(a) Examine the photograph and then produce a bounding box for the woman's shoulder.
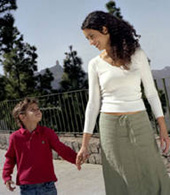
[129,47,151,73]
[132,47,147,59]
[88,55,101,71]
[89,55,100,64]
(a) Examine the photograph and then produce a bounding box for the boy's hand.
[76,147,89,170]
[6,180,16,191]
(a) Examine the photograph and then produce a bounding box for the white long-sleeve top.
[83,48,164,134]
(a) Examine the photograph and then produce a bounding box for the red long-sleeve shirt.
[2,125,77,185]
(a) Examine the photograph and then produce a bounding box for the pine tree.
[106,1,123,19]
[0,0,17,56]
[0,75,6,101]
[60,45,87,91]
[0,0,54,99]
[0,0,17,13]
[36,68,54,95]
[2,31,38,98]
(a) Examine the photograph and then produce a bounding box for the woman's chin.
[97,45,105,51]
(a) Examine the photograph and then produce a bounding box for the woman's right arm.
[76,133,92,168]
[76,58,101,168]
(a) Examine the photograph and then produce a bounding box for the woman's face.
[83,27,110,51]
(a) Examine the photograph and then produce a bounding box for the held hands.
[76,146,89,170]
[6,180,16,191]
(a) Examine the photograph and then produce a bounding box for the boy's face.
[20,103,42,125]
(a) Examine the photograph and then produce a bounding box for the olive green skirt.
[99,111,170,195]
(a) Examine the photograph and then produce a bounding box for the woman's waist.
[100,100,146,114]
[102,111,142,116]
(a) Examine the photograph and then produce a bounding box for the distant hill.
[152,66,170,100]
[37,61,63,89]
[152,66,170,79]
[152,66,170,129]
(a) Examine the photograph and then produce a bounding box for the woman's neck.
[101,50,122,67]
[102,49,129,70]
[105,48,113,57]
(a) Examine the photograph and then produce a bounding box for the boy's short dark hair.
[12,97,38,126]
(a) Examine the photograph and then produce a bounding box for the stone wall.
[0,133,9,150]
[56,136,102,164]
[0,132,170,174]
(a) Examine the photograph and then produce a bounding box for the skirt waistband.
[99,110,148,144]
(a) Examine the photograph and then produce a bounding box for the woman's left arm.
[157,116,170,154]
[138,48,170,154]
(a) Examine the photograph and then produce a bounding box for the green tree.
[0,75,6,101]
[0,1,17,57]
[106,0,123,19]
[36,68,54,95]
[2,32,38,98]
[60,45,87,91]
[0,0,17,13]
[0,0,54,99]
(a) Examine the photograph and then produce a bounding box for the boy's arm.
[47,129,77,164]
[2,135,16,184]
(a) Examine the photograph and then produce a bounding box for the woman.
[76,11,170,195]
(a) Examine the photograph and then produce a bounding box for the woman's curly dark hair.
[81,11,140,66]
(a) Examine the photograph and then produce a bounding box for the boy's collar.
[19,125,40,134]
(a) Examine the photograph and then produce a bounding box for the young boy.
[2,97,81,195]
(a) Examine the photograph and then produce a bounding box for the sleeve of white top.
[83,59,101,134]
[138,49,164,118]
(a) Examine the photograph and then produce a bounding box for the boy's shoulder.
[8,129,24,142]
[10,129,22,137]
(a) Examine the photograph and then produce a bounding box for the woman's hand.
[76,133,92,170]
[6,180,16,191]
[157,117,170,155]
[76,146,89,170]
[160,127,170,155]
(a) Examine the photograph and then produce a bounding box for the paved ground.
[0,149,105,195]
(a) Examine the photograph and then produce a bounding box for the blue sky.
[1,0,170,74]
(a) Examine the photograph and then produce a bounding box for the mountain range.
[152,67,170,129]
[152,66,170,79]
[152,66,170,101]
